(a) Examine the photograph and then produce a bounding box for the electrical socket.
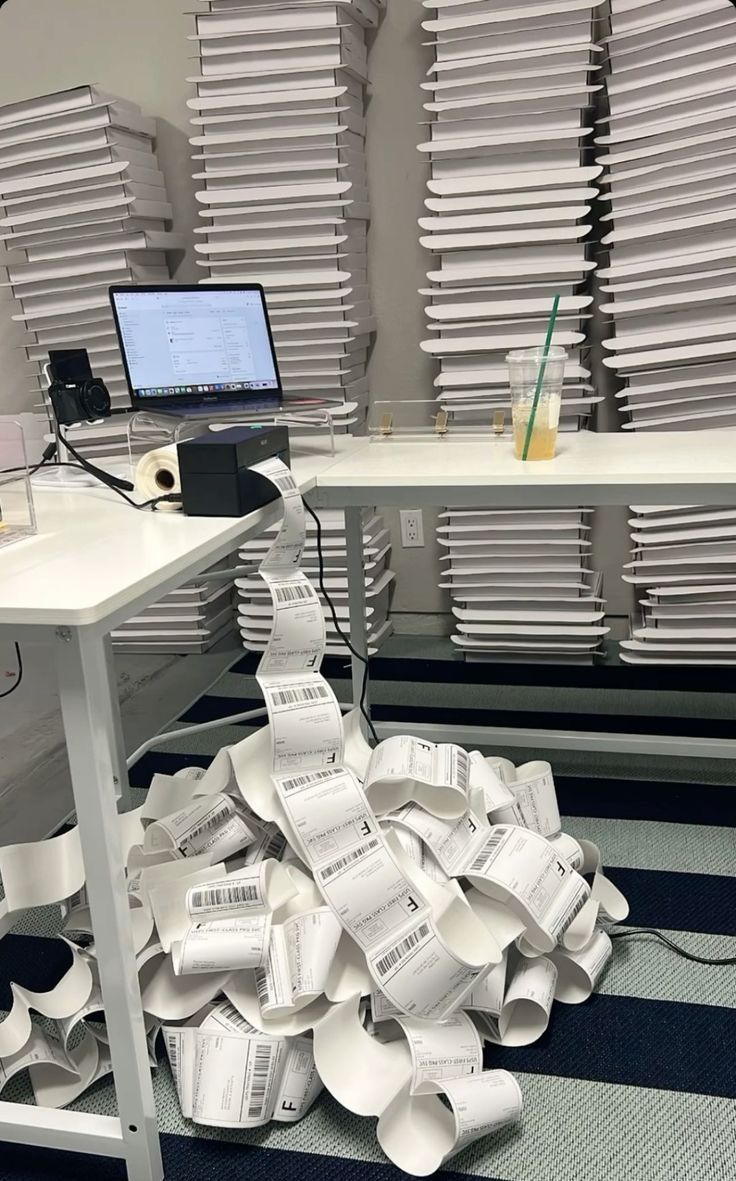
[400,509,424,548]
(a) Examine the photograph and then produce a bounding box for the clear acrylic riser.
[0,420,37,550]
[368,401,592,440]
[126,407,337,472]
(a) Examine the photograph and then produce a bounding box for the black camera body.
[47,349,111,426]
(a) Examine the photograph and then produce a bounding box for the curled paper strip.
[0,806,147,912]
[364,736,473,817]
[163,999,322,1128]
[466,825,591,955]
[0,939,93,1058]
[0,456,628,1174]
[482,955,558,1047]
[377,1070,523,1177]
[551,930,613,1005]
[492,760,562,838]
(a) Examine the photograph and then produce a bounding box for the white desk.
[310,432,736,760]
[0,436,362,1181]
[312,430,736,508]
[6,429,736,1178]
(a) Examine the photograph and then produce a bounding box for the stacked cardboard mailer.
[112,560,238,654]
[438,508,608,664]
[187,0,386,428]
[621,505,736,666]
[598,0,736,433]
[187,0,394,655]
[418,0,605,430]
[0,455,630,1175]
[418,0,608,661]
[0,85,182,457]
[596,0,736,664]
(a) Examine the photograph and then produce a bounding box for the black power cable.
[304,500,378,745]
[0,642,23,700]
[608,927,736,966]
[2,456,180,512]
[57,428,135,493]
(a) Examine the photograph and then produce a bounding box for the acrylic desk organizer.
[0,421,37,549]
[126,406,337,474]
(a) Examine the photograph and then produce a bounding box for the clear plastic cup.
[507,345,567,461]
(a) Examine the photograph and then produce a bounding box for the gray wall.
[0,0,199,416]
[0,0,632,618]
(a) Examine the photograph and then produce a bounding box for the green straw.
[521,293,561,461]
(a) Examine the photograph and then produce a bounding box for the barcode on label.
[274,473,297,492]
[455,751,469,792]
[247,1043,274,1120]
[165,1034,179,1081]
[280,769,336,793]
[263,831,286,860]
[271,683,330,707]
[255,969,270,1006]
[468,828,508,874]
[558,890,587,936]
[320,837,381,881]
[374,922,431,977]
[190,883,259,910]
[274,582,312,603]
[185,802,231,847]
[216,1002,255,1033]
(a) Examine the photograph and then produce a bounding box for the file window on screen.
[112,288,280,399]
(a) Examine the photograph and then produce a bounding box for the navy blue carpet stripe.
[487,993,736,1098]
[128,750,213,789]
[0,1129,509,1181]
[605,867,736,937]
[233,650,736,694]
[180,688,736,741]
[370,703,736,741]
[0,935,74,1010]
[555,776,736,828]
[179,693,263,723]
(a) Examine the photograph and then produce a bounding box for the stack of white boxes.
[111,567,236,654]
[419,0,608,660]
[597,0,736,663]
[0,85,181,456]
[438,508,608,662]
[621,505,736,666]
[599,0,736,432]
[187,0,386,427]
[187,1,394,655]
[235,508,395,655]
[419,0,604,431]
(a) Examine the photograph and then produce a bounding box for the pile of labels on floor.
[0,458,629,1176]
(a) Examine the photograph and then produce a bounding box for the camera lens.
[82,380,111,421]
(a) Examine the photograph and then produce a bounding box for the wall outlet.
[400,509,424,548]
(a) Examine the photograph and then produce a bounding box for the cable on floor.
[0,642,23,700]
[608,927,736,965]
[304,500,378,745]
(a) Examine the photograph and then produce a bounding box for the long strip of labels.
[0,457,629,1175]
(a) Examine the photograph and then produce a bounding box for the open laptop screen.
[110,284,282,411]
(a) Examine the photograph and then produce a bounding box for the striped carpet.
[2,643,735,1181]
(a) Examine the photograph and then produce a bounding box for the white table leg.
[55,628,162,1181]
[103,635,132,811]
[345,506,370,723]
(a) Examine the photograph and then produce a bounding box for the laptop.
[109,283,284,418]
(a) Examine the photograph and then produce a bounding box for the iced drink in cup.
[507,345,567,461]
